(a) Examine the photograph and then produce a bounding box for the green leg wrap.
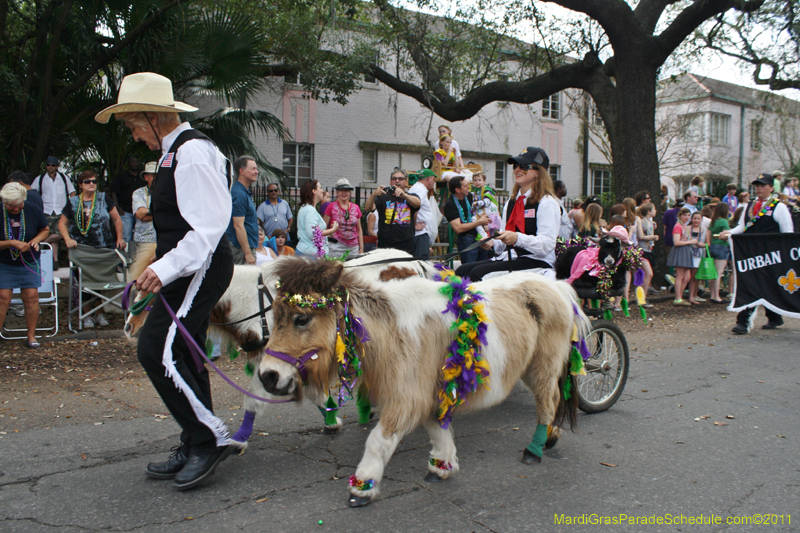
[324,396,339,426]
[356,388,372,425]
[526,424,548,458]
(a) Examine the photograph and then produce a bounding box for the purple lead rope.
[156,292,294,404]
[122,282,293,404]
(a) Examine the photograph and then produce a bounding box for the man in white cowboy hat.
[96,72,235,490]
[128,161,158,281]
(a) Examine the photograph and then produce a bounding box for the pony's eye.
[293,314,311,328]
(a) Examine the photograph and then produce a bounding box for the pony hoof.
[323,426,339,435]
[521,449,542,464]
[348,495,372,508]
[424,472,444,483]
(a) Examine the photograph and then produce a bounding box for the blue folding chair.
[1,243,60,340]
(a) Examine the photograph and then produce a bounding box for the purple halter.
[264,347,320,382]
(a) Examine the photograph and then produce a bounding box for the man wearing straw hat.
[96,72,235,490]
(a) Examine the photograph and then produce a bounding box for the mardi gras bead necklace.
[454,196,470,223]
[4,206,25,260]
[75,193,97,236]
[744,195,780,231]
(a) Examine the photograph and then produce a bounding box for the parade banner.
[729,233,800,319]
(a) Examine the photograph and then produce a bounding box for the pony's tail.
[554,363,578,431]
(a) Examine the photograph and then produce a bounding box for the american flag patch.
[524,208,536,218]
[161,152,175,168]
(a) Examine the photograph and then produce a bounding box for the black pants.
[736,306,783,327]
[456,256,552,281]
[137,240,234,454]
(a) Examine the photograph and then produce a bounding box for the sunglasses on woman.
[83,179,98,184]
[512,163,533,171]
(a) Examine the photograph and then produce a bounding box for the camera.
[384,186,397,195]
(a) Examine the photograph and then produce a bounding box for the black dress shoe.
[146,444,188,480]
[173,445,233,490]
[762,321,783,330]
[731,324,748,335]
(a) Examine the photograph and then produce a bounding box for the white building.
[195,77,610,200]
[656,73,800,197]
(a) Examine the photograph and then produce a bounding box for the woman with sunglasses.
[456,147,561,281]
[0,182,50,348]
[323,178,364,257]
[58,170,124,327]
[58,170,124,251]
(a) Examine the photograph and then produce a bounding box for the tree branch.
[542,0,639,45]
[654,0,765,66]
[367,51,609,122]
[634,0,680,34]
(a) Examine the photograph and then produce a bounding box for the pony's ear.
[587,236,600,244]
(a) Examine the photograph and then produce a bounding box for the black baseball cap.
[507,147,549,170]
[751,174,774,187]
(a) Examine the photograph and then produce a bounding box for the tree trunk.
[607,62,661,204]
[606,59,668,280]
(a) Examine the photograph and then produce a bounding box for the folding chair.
[1,243,60,340]
[67,244,129,332]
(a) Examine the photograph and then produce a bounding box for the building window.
[282,143,313,186]
[678,113,704,143]
[549,165,560,182]
[591,168,612,196]
[542,92,560,120]
[750,119,762,151]
[284,73,302,85]
[495,161,506,190]
[710,113,731,145]
[362,149,377,182]
[591,102,603,126]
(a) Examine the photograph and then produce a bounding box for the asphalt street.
[2,323,798,533]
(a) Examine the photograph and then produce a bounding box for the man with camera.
[364,169,421,255]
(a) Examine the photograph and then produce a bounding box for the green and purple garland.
[433,265,491,429]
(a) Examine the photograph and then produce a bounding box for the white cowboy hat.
[140,161,158,176]
[95,72,198,124]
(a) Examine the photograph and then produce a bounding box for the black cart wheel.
[576,319,629,413]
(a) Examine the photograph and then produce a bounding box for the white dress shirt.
[492,191,561,266]
[31,172,76,215]
[149,122,232,287]
[729,198,794,235]
[408,181,437,242]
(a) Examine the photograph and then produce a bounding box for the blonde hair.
[637,202,655,217]
[579,203,603,235]
[1,182,28,204]
[438,124,453,135]
[510,164,555,207]
[622,197,637,226]
[438,134,452,149]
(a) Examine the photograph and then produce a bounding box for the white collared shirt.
[408,181,436,241]
[149,122,232,287]
[729,198,794,235]
[31,172,76,215]
[493,190,560,265]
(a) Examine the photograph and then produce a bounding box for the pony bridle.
[209,273,274,353]
[263,347,319,382]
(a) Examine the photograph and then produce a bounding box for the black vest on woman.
[151,129,231,260]
[743,200,780,234]
[506,197,540,259]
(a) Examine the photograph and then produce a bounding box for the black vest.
[506,197,539,258]
[151,129,231,259]
[743,199,780,234]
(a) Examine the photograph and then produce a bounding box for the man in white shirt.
[96,72,235,491]
[31,156,76,266]
[408,169,437,259]
[683,190,699,214]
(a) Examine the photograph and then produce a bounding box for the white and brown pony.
[259,257,588,506]
[123,249,438,450]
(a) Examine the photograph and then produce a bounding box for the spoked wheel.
[577,319,629,413]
